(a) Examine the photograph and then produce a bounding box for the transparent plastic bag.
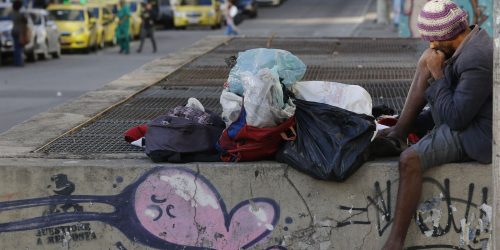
[241,69,295,128]
[220,89,243,127]
[227,48,306,96]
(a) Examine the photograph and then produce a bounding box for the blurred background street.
[0,0,491,133]
[0,0,375,133]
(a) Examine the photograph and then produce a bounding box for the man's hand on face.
[426,49,446,80]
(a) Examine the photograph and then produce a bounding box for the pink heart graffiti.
[134,167,280,249]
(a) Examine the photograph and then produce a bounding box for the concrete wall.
[0,160,492,250]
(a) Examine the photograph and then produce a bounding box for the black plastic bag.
[276,99,375,181]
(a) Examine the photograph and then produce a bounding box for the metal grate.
[214,37,426,55]
[42,86,224,154]
[41,38,422,155]
[187,53,418,68]
[159,66,415,86]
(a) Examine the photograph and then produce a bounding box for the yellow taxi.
[86,3,105,48]
[173,0,222,29]
[104,1,121,44]
[102,4,118,45]
[127,0,142,39]
[47,4,98,52]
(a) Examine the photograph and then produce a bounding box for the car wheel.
[110,35,117,46]
[99,33,105,49]
[26,49,37,62]
[39,41,50,60]
[249,10,258,18]
[51,45,61,59]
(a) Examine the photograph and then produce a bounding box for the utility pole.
[493,0,499,248]
[377,0,390,24]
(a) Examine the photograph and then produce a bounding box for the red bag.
[217,107,296,162]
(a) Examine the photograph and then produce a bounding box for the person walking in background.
[137,2,156,53]
[224,0,239,36]
[10,0,27,67]
[116,0,131,54]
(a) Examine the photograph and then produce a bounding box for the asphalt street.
[0,0,371,133]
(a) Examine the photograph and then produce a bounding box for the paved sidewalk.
[352,0,399,38]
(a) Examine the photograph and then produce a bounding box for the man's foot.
[382,239,404,250]
[136,49,141,53]
[370,136,407,157]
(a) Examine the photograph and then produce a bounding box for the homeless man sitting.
[375,0,493,249]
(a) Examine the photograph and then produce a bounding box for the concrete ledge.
[0,36,232,158]
[0,160,491,249]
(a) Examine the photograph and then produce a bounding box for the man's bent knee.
[399,148,421,176]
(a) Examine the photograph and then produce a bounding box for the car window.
[49,9,85,21]
[180,0,212,6]
[103,7,111,16]
[159,0,170,6]
[0,6,11,21]
[30,13,42,25]
[90,7,100,18]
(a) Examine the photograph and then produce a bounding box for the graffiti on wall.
[398,0,493,38]
[35,174,95,246]
[336,177,491,250]
[0,167,280,250]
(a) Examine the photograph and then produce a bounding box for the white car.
[256,0,282,6]
[0,3,38,62]
[26,9,61,59]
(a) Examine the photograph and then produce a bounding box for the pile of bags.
[124,48,377,182]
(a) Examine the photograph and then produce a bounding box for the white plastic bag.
[220,89,243,127]
[292,81,373,116]
[241,69,295,128]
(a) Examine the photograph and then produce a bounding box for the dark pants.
[12,35,24,67]
[137,27,156,53]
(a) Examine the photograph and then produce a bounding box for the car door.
[44,13,59,52]
[86,9,97,45]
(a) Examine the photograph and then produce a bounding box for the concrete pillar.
[493,0,500,248]
[377,0,389,24]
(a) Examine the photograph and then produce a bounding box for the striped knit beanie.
[417,0,468,41]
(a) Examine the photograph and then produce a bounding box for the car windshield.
[30,13,42,25]
[159,0,170,6]
[180,0,212,6]
[49,9,84,21]
[0,7,11,21]
[90,7,100,18]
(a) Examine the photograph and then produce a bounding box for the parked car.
[152,0,174,28]
[235,0,257,18]
[127,0,142,39]
[47,4,98,53]
[0,3,38,62]
[256,0,282,6]
[26,9,61,59]
[101,4,118,45]
[173,0,222,29]
[87,3,106,48]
